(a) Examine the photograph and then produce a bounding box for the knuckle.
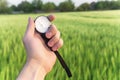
[52,25,57,32]
[49,26,54,36]
[57,31,60,37]
[49,25,57,37]
[52,24,56,29]
[59,39,63,47]
[54,33,60,42]
[55,31,60,41]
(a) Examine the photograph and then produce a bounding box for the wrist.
[27,58,47,80]
[17,59,47,80]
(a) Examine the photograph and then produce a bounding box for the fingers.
[25,17,35,36]
[48,31,60,47]
[46,15,63,51]
[46,25,57,39]
[45,25,63,51]
[47,15,55,22]
[52,39,63,51]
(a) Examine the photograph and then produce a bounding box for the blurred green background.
[0,10,120,80]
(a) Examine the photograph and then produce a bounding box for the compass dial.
[35,16,51,33]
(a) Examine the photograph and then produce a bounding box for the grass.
[0,10,120,80]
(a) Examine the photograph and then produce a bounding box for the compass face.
[35,16,51,33]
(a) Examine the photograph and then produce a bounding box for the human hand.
[17,15,63,80]
[23,15,63,74]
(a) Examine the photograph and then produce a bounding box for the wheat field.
[0,10,120,80]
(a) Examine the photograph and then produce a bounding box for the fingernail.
[48,15,55,21]
[47,32,52,38]
[48,42,53,47]
[53,46,57,51]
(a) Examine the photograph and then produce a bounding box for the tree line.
[0,0,120,14]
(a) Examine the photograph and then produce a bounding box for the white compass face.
[35,16,51,33]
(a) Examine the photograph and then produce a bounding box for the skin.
[17,15,63,80]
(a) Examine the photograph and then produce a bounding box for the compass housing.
[35,16,51,33]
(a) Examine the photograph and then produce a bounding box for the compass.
[35,16,51,33]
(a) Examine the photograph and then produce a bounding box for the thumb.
[26,17,35,35]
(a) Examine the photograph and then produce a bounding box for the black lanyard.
[40,33,72,77]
